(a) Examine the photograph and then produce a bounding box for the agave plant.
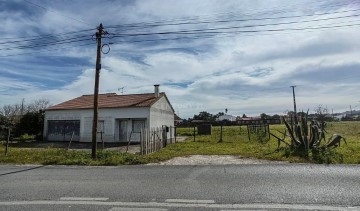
[270,111,346,153]
[325,134,347,148]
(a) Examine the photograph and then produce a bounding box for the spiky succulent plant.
[271,111,346,153]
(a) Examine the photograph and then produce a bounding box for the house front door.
[131,120,145,142]
[119,120,128,142]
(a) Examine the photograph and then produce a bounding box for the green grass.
[146,122,360,164]
[145,125,306,163]
[1,122,359,165]
[0,148,145,166]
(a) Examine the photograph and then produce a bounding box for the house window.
[48,120,80,136]
[132,120,145,133]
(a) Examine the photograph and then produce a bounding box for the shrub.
[270,111,346,163]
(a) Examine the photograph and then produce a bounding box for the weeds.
[0,122,359,165]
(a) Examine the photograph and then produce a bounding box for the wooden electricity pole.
[5,127,10,156]
[290,85,298,125]
[91,23,104,159]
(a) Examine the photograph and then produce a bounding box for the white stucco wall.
[44,107,150,142]
[150,96,175,138]
[44,96,175,143]
[217,114,236,121]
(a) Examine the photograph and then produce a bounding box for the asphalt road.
[0,164,359,210]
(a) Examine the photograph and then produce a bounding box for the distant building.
[217,114,237,122]
[237,117,281,125]
[174,113,183,125]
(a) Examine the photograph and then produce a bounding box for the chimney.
[154,84,160,97]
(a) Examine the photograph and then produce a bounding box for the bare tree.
[0,99,50,155]
[314,104,329,122]
[0,104,20,156]
[0,104,22,124]
[26,99,50,113]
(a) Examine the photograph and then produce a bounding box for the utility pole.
[21,98,25,115]
[91,23,104,159]
[290,86,298,124]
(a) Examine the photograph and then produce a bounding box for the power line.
[107,7,360,30]
[0,28,96,45]
[2,15,359,51]
[105,0,344,27]
[2,19,357,55]
[1,1,359,56]
[1,20,358,55]
[109,14,360,38]
[104,0,357,30]
[0,43,94,58]
[1,3,349,44]
[0,36,93,51]
[0,28,95,41]
[105,22,360,46]
[0,35,90,49]
[3,8,358,48]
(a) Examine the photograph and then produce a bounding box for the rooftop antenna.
[118,87,125,95]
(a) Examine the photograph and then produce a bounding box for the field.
[0,122,359,165]
[162,121,360,164]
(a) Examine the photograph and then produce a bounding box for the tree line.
[0,99,50,140]
[178,105,351,127]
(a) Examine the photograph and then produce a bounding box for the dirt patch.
[148,155,288,165]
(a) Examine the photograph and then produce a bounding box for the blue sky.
[1,0,360,118]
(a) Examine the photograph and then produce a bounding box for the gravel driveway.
[149,155,288,165]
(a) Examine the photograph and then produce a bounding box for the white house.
[44,85,175,143]
[217,114,237,122]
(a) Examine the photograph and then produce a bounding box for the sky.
[1,0,360,118]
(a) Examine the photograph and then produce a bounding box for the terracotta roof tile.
[47,92,165,110]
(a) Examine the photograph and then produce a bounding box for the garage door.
[47,120,80,141]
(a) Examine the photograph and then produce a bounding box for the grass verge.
[0,122,359,165]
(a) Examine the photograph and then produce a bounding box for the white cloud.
[1,0,359,118]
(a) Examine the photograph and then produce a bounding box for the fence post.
[148,129,151,154]
[156,127,162,151]
[150,130,153,154]
[170,126,172,144]
[175,126,177,143]
[67,131,75,150]
[152,130,155,153]
[219,123,223,142]
[101,131,104,150]
[153,130,155,153]
[160,127,163,150]
[146,129,148,154]
[5,128,10,156]
[193,126,196,142]
[156,129,158,152]
[147,130,149,155]
[140,128,143,155]
[163,127,167,148]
